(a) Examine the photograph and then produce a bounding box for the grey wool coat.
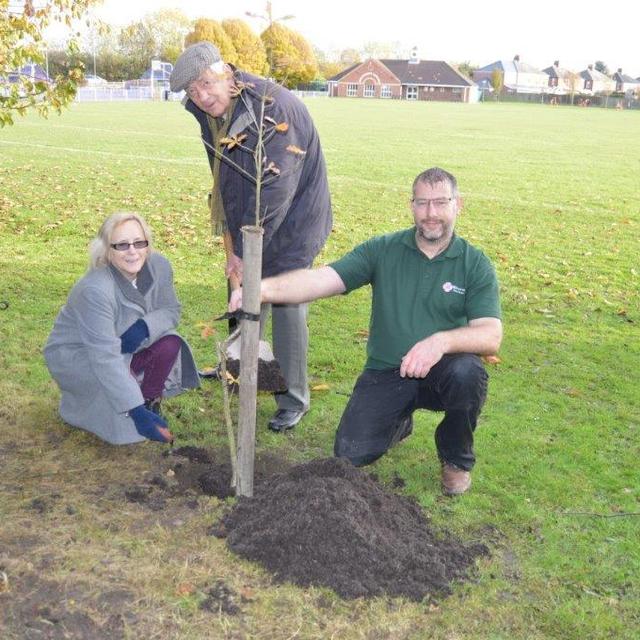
[44,252,199,445]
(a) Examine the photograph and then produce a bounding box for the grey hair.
[412,167,459,198]
[88,212,154,270]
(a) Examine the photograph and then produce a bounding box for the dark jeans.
[130,335,181,401]
[334,354,488,471]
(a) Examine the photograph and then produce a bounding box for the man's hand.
[226,253,243,285]
[400,334,446,378]
[229,288,243,312]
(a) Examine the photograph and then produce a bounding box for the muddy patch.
[215,457,488,601]
[122,446,291,508]
[0,572,136,639]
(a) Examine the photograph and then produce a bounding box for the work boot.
[144,398,163,418]
[441,463,471,496]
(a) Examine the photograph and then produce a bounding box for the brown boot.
[441,463,471,496]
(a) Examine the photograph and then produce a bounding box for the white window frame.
[406,85,418,100]
[381,84,392,98]
[347,83,358,97]
[363,82,375,98]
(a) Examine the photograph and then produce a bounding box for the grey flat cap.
[170,42,223,93]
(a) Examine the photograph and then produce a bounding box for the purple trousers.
[130,335,181,401]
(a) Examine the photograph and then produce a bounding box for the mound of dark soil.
[225,358,288,393]
[217,457,487,601]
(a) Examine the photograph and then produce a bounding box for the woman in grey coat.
[44,212,199,445]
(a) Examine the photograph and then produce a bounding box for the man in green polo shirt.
[229,167,502,495]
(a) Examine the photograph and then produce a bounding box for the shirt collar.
[402,228,462,259]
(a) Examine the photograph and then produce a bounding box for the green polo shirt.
[329,228,501,370]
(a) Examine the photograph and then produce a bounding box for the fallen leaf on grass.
[312,384,331,392]
[355,329,369,337]
[239,586,255,602]
[175,582,196,596]
[564,388,582,397]
[482,355,502,365]
[197,322,216,339]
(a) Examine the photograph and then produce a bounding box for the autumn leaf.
[312,383,331,391]
[239,586,256,602]
[564,387,581,397]
[198,323,216,339]
[286,144,306,155]
[220,133,248,150]
[224,371,239,386]
[355,329,369,337]
[175,582,196,596]
[482,354,502,365]
[275,122,289,133]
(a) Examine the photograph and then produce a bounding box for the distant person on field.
[44,213,200,445]
[230,167,502,495]
[169,41,332,434]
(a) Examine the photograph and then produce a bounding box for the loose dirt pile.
[215,457,488,601]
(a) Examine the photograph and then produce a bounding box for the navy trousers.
[334,354,488,471]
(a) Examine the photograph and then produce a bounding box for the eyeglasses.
[412,197,453,211]
[110,240,149,251]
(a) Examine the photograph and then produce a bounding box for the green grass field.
[1,98,639,639]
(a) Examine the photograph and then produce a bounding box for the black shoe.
[198,366,221,380]
[144,398,163,418]
[268,409,307,433]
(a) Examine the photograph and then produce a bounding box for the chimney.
[409,46,419,64]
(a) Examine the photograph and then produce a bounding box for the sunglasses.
[110,240,149,251]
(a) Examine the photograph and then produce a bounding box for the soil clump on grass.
[216,457,488,601]
[122,446,291,506]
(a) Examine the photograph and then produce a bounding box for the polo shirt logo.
[442,281,465,295]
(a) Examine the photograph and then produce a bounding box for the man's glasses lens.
[111,240,149,251]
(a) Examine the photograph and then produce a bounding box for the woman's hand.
[119,319,149,354]
[129,405,173,444]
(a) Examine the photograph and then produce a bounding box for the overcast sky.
[59,0,640,76]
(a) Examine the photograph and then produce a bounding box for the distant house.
[612,68,639,94]
[327,49,474,103]
[579,65,616,95]
[542,61,580,95]
[473,55,548,94]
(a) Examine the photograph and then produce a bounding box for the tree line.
[46,9,369,88]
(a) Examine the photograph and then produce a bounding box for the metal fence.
[75,82,184,103]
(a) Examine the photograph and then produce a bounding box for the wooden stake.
[235,225,263,497]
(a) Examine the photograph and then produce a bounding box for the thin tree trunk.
[235,225,263,497]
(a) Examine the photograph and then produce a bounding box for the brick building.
[327,49,474,103]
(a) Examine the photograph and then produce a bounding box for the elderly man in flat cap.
[171,42,332,433]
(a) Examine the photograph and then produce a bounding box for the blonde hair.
[88,212,154,270]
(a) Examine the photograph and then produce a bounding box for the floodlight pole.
[245,1,295,77]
